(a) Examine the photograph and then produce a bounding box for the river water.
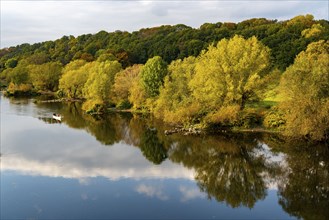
[1,95,328,219]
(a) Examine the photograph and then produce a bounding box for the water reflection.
[168,134,282,208]
[1,99,193,181]
[277,142,329,220]
[38,117,62,124]
[140,128,168,164]
[1,96,329,219]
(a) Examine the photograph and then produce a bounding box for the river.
[1,95,328,219]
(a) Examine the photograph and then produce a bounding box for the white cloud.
[1,96,196,181]
[179,185,205,202]
[135,184,169,200]
[1,1,328,48]
[1,142,196,180]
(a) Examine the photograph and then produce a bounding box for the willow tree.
[140,56,167,98]
[82,60,122,112]
[155,56,197,123]
[59,60,89,98]
[112,64,142,104]
[189,35,270,111]
[279,40,329,141]
[29,61,63,91]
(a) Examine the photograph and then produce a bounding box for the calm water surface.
[1,95,328,219]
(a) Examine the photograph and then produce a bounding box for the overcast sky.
[1,0,328,48]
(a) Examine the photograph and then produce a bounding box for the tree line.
[1,15,329,141]
[1,14,328,70]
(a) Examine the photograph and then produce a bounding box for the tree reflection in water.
[139,128,167,164]
[276,142,329,220]
[168,134,280,208]
[35,100,329,218]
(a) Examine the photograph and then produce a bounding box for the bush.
[6,82,33,96]
[205,105,240,126]
[263,107,286,129]
[82,99,105,114]
[159,102,203,125]
[236,109,262,128]
[116,100,133,110]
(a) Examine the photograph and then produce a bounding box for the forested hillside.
[1,14,328,70]
[1,15,329,141]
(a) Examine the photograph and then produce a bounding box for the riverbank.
[34,97,284,136]
[34,98,83,103]
[2,92,326,142]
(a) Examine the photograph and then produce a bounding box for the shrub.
[116,100,133,110]
[236,109,262,128]
[205,105,240,126]
[6,82,33,96]
[82,100,105,114]
[263,107,286,129]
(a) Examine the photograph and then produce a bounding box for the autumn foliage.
[1,15,329,141]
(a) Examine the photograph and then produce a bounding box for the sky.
[1,0,328,48]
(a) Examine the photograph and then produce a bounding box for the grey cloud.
[151,2,170,16]
[1,1,328,48]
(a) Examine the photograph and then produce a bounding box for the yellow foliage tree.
[189,35,270,112]
[113,64,142,103]
[59,60,89,98]
[155,56,198,123]
[128,78,147,110]
[29,62,63,91]
[82,60,122,111]
[279,40,329,141]
[302,24,326,38]
[287,14,314,27]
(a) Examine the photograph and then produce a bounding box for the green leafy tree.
[186,40,205,57]
[1,68,12,84]
[5,58,18,69]
[26,52,50,65]
[79,52,94,62]
[140,56,168,97]
[1,15,329,75]
[3,61,32,95]
[96,53,116,62]
[7,61,30,85]
[279,40,329,141]
[29,62,63,91]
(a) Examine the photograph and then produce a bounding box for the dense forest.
[1,14,329,141]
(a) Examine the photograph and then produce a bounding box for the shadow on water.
[15,99,329,219]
